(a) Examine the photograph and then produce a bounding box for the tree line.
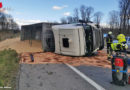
[108,0,130,35]
[0,12,19,31]
[60,0,130,35]
[60,5,103,26]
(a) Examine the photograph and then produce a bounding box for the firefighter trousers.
[107,43,112,58]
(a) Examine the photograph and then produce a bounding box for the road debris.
[20,51,111,68]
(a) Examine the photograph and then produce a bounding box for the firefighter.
[106,31,113,59]
[111,34,128,86]
[111,34,128,52]
[117,34,127,52]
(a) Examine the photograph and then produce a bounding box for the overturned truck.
[21,22,104,56]
[52,22,104,56]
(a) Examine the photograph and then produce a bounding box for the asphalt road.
[18,64,97,90]
[76,65,130,90]
[18,63,130,90]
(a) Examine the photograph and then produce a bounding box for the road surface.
[18,64,130,90]
[18,64,97,90]
[76,65,130,90]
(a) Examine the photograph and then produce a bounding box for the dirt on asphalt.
[20,51,111,68]
[20,51,130,73]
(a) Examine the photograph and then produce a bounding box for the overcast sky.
[2,0,119,26]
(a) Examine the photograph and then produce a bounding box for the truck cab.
[52,22,104,56]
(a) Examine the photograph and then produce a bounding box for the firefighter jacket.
[106,34,113,44]
[111,42,128,51]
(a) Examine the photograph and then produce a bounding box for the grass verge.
[0,49,19,90]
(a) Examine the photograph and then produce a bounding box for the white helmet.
[108,31,112,35]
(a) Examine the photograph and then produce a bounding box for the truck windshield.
[84,25,91,30]
[83,25,93,54]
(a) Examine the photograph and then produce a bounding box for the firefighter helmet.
[108,31,112,35]
[117,34,126,43]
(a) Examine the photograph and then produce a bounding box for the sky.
[2,0,119,26]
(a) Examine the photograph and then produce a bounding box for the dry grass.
[0,37,43,53]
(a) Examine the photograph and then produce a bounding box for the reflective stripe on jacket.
[111,43,128,51]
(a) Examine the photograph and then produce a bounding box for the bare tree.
[80,5,87,21]
[119,0,130,33]
[73,8,79,23]
[12,21,19,30]
[60,17,67,24]
[67,16,74,24]
[109,10,120,30]
[0,13,19,30]
[80,5,94,22]
[0,14,7,30]
[93,11,103,25]
[85,6,94,21]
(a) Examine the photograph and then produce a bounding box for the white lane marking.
[66,64,105,90]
